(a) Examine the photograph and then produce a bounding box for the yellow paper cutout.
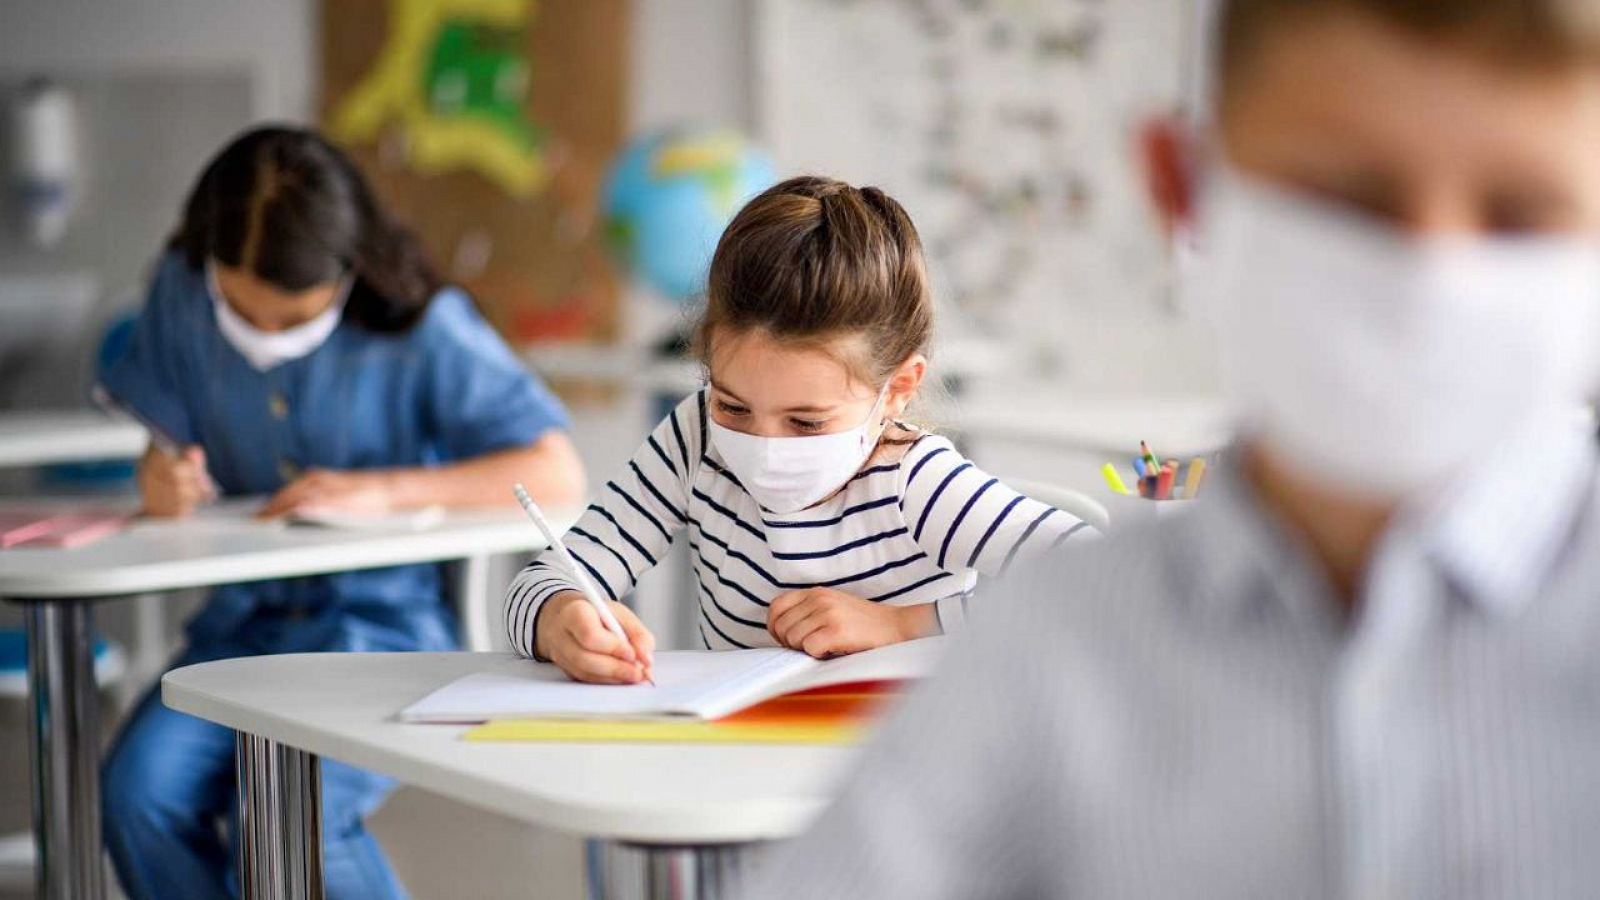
[331,0,547,196]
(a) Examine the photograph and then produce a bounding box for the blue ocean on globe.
[603,127,778,303]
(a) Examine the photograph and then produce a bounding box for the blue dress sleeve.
[419,289,570,460]
[97,253,202,445]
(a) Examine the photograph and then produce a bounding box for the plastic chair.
[1001,477,1112,534]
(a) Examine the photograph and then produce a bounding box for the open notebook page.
[398,649,812,723]
[398,638,947,724]
[287,505,446,532]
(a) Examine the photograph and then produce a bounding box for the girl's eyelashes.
[714,397,827,432]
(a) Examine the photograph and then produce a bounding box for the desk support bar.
[236,734,324,900]
[24,599,105,900]
[590,839,760,900]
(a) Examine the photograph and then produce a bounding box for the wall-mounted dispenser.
[7,78,80,248]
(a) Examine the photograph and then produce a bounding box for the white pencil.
[512,484,654,684]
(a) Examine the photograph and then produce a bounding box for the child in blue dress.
[98,126,584,900]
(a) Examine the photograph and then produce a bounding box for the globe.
[603,126,778,303]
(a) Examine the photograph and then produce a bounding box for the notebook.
[285,505,446,532]
[0,510,129,549]
[399,637,946,724]
[462,682,902,745]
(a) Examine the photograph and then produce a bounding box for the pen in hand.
[512,484,656,686]
[93,384,219,507]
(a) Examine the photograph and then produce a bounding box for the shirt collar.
[1412,409,1595,616]
[1187,410,1596,623]
[1182,460,1343,628]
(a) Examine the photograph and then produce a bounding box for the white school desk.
[0,501,566,900]
[0,410,146,469]
[164,651,851,900]
[947,386,1236,460]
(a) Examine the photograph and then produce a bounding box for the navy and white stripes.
[504,391,1089,655]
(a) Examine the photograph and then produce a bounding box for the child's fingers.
[799,627,843,659]
[258,477,328,518]
[766,589,811,623]
[554,647,645,684]
[258,485,306,518]
[768,592,824,643]
[146,453,198,486]
[563,604,636,662]
[777,607,833,651]
[612,604,656,669]
[175,478,211,508]
[177,446,219,498]
[155,465,209,506]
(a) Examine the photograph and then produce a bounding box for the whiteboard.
[754,0,1209,385]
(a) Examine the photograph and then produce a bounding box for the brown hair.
[695,175,933,390]
[1220,0,1600,93]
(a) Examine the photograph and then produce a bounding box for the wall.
[0,0,315,411]
[631,0,754,131]
[0,0,313,117]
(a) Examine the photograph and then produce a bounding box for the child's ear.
[1139,115,1198,236]
[886,353,927,417]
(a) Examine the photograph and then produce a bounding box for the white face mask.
[709,385,890,514]
[1195,167,1600,499]
[208,260,350,372]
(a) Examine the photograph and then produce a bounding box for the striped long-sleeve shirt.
[505,391,1091,656]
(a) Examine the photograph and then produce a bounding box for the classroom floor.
[0,790,586,900]
[373,788,585,899]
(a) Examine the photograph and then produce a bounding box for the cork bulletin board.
[320,0,630,345]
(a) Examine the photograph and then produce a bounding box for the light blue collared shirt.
[101,252,570,653]
[745,413,1600,899]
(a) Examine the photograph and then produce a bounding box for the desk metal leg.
[235,734,325,900]
[23,599,105,900]
[589,839,759,900]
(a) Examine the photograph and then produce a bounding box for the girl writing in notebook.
[505,176,1092,684]
[98,127,584,900]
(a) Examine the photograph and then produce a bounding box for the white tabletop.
[164,651,857,844]
[948,385,1236,457]
[0,410,147,468]
[0,500,565,600]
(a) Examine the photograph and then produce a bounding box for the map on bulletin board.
[756,0,1203,382]
[321,0,628,344]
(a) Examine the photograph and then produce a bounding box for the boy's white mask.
[709,384,891,514]
[1195,166,1600,499]
[208,259,349,372]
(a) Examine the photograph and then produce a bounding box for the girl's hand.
[535,591,657,685]
[138,444,217,518]
[258,469,395,519]
[767,588,937,659]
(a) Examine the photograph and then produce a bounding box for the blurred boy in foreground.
[747,1,1600,896]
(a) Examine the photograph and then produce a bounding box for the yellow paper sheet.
[463,717,863,746]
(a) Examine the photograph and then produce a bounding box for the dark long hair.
[168,126,441,332]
